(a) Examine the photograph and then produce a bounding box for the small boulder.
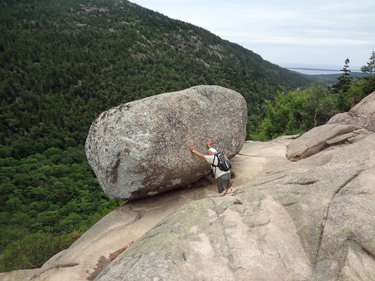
[85,85,247,200]
[287,91,375,161]
[286,124,361,161]
[327,91,375,131]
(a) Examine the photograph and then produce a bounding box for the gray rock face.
[95,195,313,281]
[85,85,247,200]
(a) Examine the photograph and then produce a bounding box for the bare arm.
[188,145,206,160]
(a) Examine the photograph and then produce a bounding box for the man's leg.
[223,172,231,192]
[217,173,231,193]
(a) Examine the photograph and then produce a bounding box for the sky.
[131,0,375,71]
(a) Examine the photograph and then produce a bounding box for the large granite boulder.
[287,91,375,161]
[286,124,366,161]
[85,86,247,200]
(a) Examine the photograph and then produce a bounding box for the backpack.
[212,153,231,172]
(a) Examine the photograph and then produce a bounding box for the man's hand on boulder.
[189,145,206,159]
[206,140,212,148]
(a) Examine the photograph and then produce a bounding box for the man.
[188,140,231,193]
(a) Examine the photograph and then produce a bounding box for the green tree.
[331,58,352,94]
[302,83,337,128]
[361,51,375,86]
[252,90,307,141]
[252,83,339,141]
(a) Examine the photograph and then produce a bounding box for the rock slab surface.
[85,86,247,200]
[0,139,291,281]
[95,131,375,281]
[4,130,375,280]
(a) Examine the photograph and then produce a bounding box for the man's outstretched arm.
[188,145,206,160]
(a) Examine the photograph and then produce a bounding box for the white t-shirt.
[205,154,230,179]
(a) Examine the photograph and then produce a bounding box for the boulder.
[287,91,375,161]
[85,85,247,200]
[286,124,362,161]
[327,91,375,131]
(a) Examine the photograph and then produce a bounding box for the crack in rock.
[361,244,375,260]
[249,174,288,188]
[208,197,236,272]
[286,179,319,185]
[283,202,299,207]
[31,263,79,280]
[314,171,363,266]
[108,153,121,184]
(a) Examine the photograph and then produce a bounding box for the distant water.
[277,63,361,75]
[287,68,342,75]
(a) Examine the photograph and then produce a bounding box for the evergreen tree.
[361,51,375,85]
[331,58,352,93]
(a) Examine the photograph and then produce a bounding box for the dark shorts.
[217,172,231,193]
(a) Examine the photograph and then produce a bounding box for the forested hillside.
[0,0,311,272]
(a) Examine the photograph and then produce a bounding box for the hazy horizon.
[276,62,362,75]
